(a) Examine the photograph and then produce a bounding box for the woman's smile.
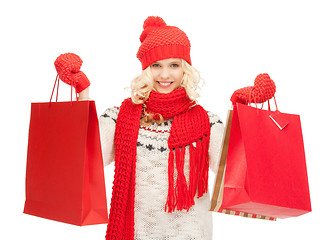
[157,81,174,87]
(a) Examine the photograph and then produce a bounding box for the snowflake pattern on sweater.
[99,106,224,240]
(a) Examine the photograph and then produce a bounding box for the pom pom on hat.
[137,16,191,70]
[143,16,166,29]
[140,16,167,43]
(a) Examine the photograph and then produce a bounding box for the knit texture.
[137,16,191,70]
[105,88,211,240]
[230,73,276,105]
[145,88,194,120]
[99,107,224,239]
[105,98,141,240]
[54,53,90,93]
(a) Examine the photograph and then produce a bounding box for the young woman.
[55,16,224,240]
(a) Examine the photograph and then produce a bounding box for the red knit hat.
[137,16,192,70]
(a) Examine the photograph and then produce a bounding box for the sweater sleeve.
[98,106,120,167]
[207,111,225,174]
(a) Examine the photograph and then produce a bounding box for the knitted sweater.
[99,106,224,240]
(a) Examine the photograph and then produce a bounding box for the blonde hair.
[130,59,202,125]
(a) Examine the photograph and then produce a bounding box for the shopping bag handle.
[260,96,279,112]
[247,87,279,112]
[49,74,79,103]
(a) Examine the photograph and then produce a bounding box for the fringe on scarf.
[165,133,210,213]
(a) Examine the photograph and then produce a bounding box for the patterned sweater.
[99,106,224,240]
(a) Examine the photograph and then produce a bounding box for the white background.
[1,0,334,239]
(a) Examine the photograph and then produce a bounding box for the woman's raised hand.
[230,73,276,105]
[54,53,90,93]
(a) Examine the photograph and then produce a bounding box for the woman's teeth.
[158,82,172,86]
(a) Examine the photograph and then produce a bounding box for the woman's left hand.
[230,73,276,105]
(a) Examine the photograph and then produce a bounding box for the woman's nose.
[160,67,170,79]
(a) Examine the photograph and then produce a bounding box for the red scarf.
[105,88,210,240]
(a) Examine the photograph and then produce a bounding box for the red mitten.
[230,86,253,105]
[54,53,90,93]
[230,73,276,105]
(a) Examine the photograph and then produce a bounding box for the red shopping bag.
[211,102,311,219]
[24,77,108,226]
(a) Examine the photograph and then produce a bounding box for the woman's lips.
[157,81,173,88]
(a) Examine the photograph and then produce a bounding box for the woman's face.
[150,58,184,94]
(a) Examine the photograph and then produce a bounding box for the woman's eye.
[152,63,160,68]
[171,64,180,68]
